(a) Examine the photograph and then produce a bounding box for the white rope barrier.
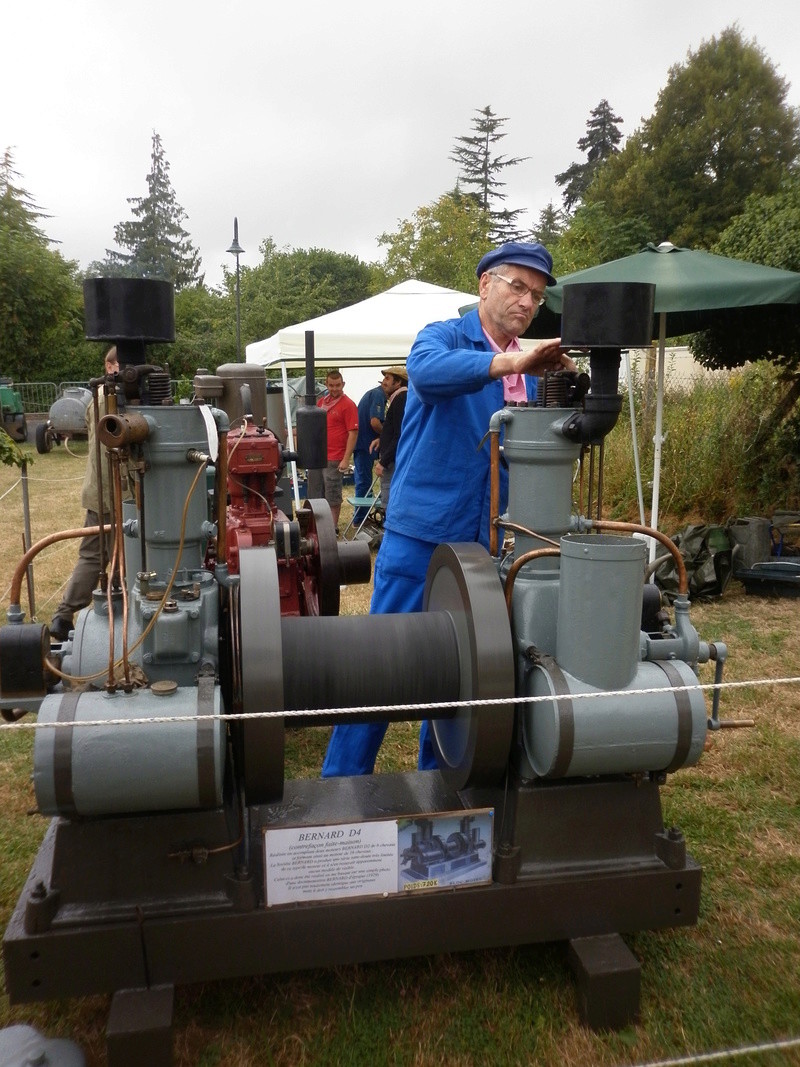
[626,1035,800,1066]
[2,672,797,731]
[2,476,86,497]
[0,478,22,502]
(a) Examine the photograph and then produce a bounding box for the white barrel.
[34,685,225,816]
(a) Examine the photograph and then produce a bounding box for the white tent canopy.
[245,279,477,368]
[245,279,478,512]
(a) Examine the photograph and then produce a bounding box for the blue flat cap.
[476,241,557,286]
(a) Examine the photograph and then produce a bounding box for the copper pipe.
[116,461,131,686]
[106,515,118,683]
[593,519,688,595]
[494,519,559,549]
[504,547,561,615]
[216,428,228,564]
[90,387,108,584]
[101,447,116,594]
[9,526,111,609]
[489,429,501,557]
[107,455,131,688]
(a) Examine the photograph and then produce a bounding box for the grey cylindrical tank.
[34,686,225,816]
[138,405,214,577]
[503,407,581,556]
[49,387,91,435]
[266,381,288,444]
[214,363,267,424]
[523,657,707,778]
[195,366,287,444]
[557,533,645,690]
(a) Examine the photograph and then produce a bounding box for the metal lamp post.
[227,218,245,361]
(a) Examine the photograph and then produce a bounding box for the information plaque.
[264,809,493,906]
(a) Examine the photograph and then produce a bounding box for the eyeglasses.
[490,271,547,305]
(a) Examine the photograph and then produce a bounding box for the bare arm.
[338,429,359,471]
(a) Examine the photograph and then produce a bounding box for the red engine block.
[225,422,285,574]
[222,421,332,617]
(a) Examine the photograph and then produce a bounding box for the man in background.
[49,347,121,642]
[371,366,408,516]
[306,370,358,533]
[351,375,387,527]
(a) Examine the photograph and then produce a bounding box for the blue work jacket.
[355,385,386,452]
[386,308,536,549]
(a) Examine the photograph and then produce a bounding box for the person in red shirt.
[307,370,359,531]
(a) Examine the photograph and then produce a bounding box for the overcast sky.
[3,1,799,291]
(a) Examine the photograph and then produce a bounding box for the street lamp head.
[227,217,244,362]
[227,216,245,257]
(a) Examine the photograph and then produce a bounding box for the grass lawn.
[1,445,799,1066]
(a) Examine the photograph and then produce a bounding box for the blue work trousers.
[352,449,376,522]
[321,530,438,776]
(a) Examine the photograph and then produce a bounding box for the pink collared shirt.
[482,329,527,403]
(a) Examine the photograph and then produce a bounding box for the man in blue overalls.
[322,242,575,777]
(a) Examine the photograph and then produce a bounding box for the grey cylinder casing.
[134,405,215,578]
[523,657,707,778]
[502,407,581,557]
[557,534,646,690]
[34,686,225,816]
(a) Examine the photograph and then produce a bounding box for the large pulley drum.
[424,544,516,789]
[235,541,515,803]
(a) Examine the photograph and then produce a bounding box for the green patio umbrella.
[544,240,800,333]
[537,242,800,548]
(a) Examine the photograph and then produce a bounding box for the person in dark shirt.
[352,380,387,524]
[370,366,408,515]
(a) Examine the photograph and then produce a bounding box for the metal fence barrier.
[17,383,58,415]
[17,381,182,415]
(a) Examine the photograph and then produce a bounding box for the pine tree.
[94,132,203,289]
[1,148,89,382]
[555,99,623,213]
[450,106,527,242]
[0,148,49,242]
[530,201,566,248]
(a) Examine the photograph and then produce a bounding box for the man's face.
[478,264,549,346]
[326,375,344,399]
[105,355,119,375]
[381,373,400,396]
